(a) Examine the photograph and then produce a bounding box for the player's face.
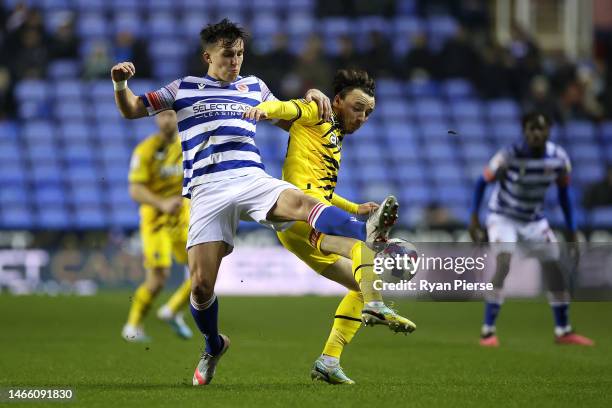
[155,110,178,136]
[334,89,375,134]
[204,38,244,82]
[524,117,550,150]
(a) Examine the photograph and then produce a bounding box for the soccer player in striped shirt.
[469,112,594,347]
[244,69,416,385]
[110,19,398,385]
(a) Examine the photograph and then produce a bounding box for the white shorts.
[486,213,559,259]
[187,169,297,252]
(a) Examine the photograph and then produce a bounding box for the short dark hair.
[200,18,248,50]
[332,69,375,98]
[521,111,551,129]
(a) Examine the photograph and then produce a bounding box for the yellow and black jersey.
[128,133,185,227]
[257,98,359,213]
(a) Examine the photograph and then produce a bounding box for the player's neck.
[160,131,177,144]
[205,71,236,84]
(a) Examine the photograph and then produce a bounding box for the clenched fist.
[111,62,136,82]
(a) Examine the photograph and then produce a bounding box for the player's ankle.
[320,354,339,366]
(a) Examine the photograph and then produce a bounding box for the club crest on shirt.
[236,84,249,93]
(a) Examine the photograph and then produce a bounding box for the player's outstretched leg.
[272,191,398,243]
[352,242,416,333]
[157,278,193,339]
[365,195,399,243]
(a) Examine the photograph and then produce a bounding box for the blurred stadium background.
[1,0,612,291]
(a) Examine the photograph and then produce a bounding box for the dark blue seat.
[0,207,34,229]
[487,99,520,121]
[109,205,139,229]
[15,79,49,102]
[22,121,55,143]
[0,121,19,140]
[455,120,487,141]
[63,143,95,165]
[74,206,108,229]
[415,99,446,120]
[148,12,177,37]
[589,206,612,228]
[405,80,440,98]
[30,164,64,186]
[77,13,109,37]
[393,16,423,38]
[567,142,601,162]
[58,122,91,143]
[442,78,474,100]
[377,100,411,120]
[0,185,27,206]
[34,186,67,206]
[492,121,522,144]
[36,206,71,229]
[48,60,80,79]
[565,121,595,141]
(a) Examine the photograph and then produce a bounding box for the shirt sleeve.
[128,144,151,184]
[139,79,181,116]
[257,77,277,102]
[331,194,359,214]
[256,99,321,126]
[484,148,509,181]
[556,146,572,186]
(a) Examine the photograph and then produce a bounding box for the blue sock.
[551,303,569,328]
[483,301,501,327]
[190,295,223,355]
[309,204,366,241]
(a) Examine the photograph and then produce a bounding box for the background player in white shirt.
[469,112,594,347]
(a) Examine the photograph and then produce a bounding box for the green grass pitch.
[0,293,610,407]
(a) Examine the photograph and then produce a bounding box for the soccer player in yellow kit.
[121,110,193,342]
[244,69,416,384]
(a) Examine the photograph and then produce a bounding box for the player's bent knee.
[190,270,215,300]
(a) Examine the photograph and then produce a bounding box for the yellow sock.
[322,290,364,358]
[350,242,383,304]
[165,279,191,314]
[127,284,154,327]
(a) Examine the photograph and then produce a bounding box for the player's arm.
[469,149,507,242]
[331,194,360,214]
[111,62,148,119]
[129,184,183,215]
[244,99,322,126]
[128,147,182,214]
[556,151,577,241]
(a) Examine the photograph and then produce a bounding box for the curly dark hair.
[200,18,248,49]
[332,69,375,98]
[521,111,551,129]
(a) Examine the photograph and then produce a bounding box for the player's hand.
[159,196,183,215]
[243,107,268,121]
[111,62,136,82]
[468,214,487,243]
[357,202,379,215]
[305,89,332,122]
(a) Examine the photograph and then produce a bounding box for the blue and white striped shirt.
[486,141,572,222]
[140,75,276,197]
